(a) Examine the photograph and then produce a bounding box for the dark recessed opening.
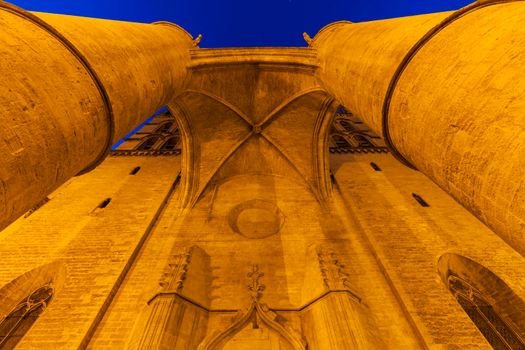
[130,166,141,175]
[137,136,158,151]
[370,162,381,171]
[160,136,179,151]
[98,198,111,209]
[412,193,429,207]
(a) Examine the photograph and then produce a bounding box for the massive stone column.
[0,1,193,230]
[313,1,525,255]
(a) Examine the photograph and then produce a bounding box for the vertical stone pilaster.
[128,246,211,350]
[301,246,384,349]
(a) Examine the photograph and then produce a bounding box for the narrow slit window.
[370,162,381,171]
[412,193,429,207]
[98,198,111,209]
[24,197,50,218]
[130,167,141,175]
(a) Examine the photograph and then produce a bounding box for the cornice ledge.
[188,47,318,69]
[109,149,181,157]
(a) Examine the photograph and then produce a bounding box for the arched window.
[160,136,179,151]
[340,120,355,133]
[353,134,374,148]
[449,275,525,349]
[0,285,53,349]
[156,122,173,133]
[137,136,159,151]
[332,135,351,148]
[438,253,525,350]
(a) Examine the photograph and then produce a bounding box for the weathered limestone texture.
[0,1,192,231]
[0,154,181,348]
[171,47,337,209]
[2,1,525,349]
[129,246,211,349]
[313,1,525,256]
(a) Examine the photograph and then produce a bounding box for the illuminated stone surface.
[0,1,525,349]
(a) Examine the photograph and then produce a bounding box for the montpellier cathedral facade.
[1,0,525,349]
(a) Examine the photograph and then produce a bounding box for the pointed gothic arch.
[171,88,338,209]
[353,134,374,148]
[136,136,160,151]
[0,261,65,349]
[332,134,351,148]
[438,253,525,349]
[160,135,179,150]
[156,121,174,133]
[197,302,306,350]
[0,285,54,349]
[339,120,355,133]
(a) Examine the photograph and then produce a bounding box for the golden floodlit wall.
[0,0,525,349]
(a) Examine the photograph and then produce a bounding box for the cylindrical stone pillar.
[0,1,193,230]
[313,1,525,256]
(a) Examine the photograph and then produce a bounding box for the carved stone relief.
[316,247,361,300]
[128,246,211,350]
[198,265,307,350]
[227,199,285,239]
[129,246,383,349]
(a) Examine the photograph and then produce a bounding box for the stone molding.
[188,47,318,70]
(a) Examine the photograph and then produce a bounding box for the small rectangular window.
[24,197,50,218]
[412,193,429,207]
[370,162,381,171]
[130,166,141,175]
[98,198,111,209]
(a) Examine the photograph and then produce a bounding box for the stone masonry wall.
[333,152,525,349]
[0,155,180,349]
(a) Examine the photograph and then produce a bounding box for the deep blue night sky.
[10,0,472,47]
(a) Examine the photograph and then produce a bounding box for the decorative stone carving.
[129,246,210,350]
[227,199,285,239]
[302,32,312,46]
[159,246,193,292]
[317,248,360,299]
[298,246,387,349]
[197,265,307,350]
[247,265,265,301]
[193,34,202,47]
